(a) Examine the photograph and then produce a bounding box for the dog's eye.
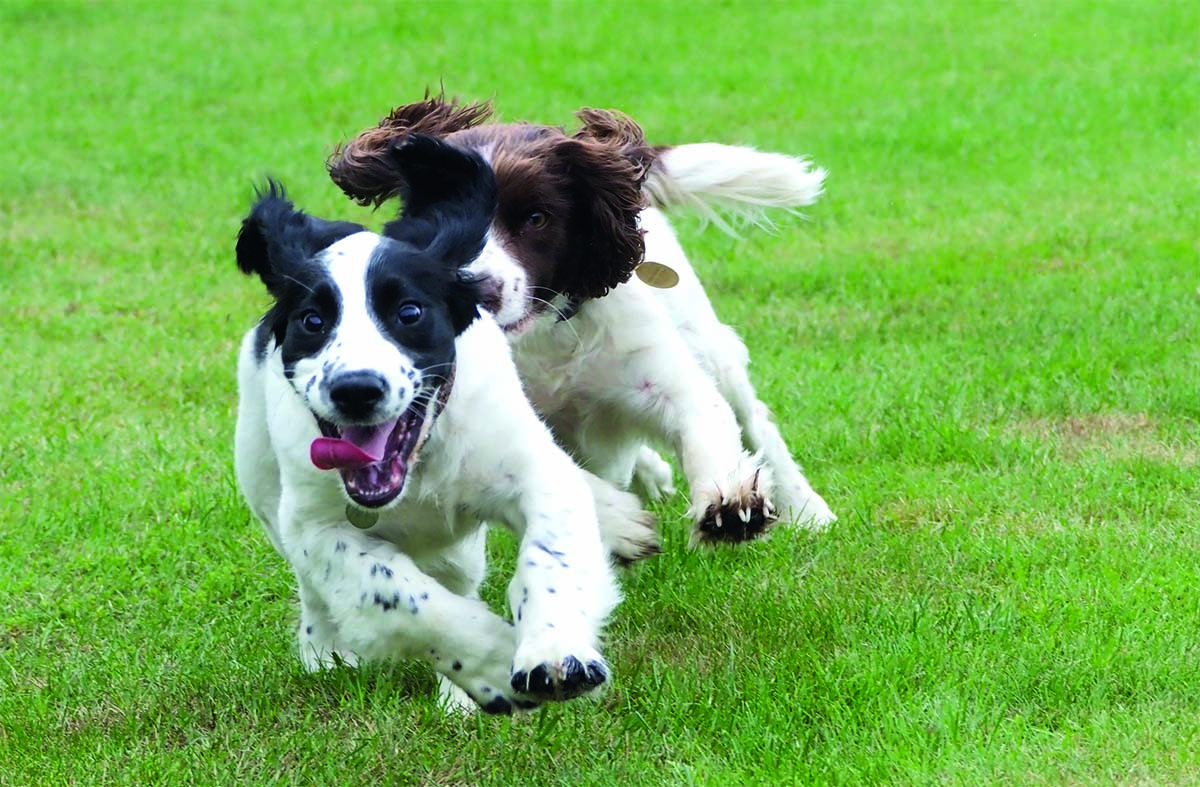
[397,302,423,325]
[526,211,548,230]
[299,310,325,333]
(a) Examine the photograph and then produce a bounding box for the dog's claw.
[694,484,779,546]
[511,656,607,701]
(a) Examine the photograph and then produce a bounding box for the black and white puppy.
[233,135,639,713]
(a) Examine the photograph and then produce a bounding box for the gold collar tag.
[635,260,680,289]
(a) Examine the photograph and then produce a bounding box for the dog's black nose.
[477,277,504,314]
[329,372,388,419]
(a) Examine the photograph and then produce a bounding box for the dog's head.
[328,95,655,332]
[238,135,495,508]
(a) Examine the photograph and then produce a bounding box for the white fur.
[235,231,624,713]
[644,143,827,234]
[466,229,530,331]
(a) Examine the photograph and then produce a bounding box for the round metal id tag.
[346,503,379,530]
[634,260,680,289]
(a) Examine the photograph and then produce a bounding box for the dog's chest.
[509,319,606,413]
[358,497,476,554]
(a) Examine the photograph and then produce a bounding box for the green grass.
[2,0,1198,784]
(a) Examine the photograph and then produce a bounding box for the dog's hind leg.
[583,471,661,565]
[732,396,834,531]
[421,532,513,714]
[436,674,477,714]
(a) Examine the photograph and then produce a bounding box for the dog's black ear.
[327,91,493,208]
[376,136,495,338]
[445,271,485,336]
[236,181,364,296]
[553,109,655,300]
[380,135,497,266]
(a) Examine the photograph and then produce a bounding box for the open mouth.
[309,397,432,509]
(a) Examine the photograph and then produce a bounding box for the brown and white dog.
[328,96,835,545]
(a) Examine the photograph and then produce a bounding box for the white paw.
[770,481,837,532]
[436,674,478,714]
[778,496,836,532]
[298,640,358,672]
[633,445,676,500]
[443,626,541,715]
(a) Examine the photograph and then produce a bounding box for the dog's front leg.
[504,463,621,702]
[614,336,778,546]
[285,522,535,714]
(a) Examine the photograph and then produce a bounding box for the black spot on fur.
[372,592,400,612]
[533,541,569,568]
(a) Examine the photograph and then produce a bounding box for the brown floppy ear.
[554,109,657,300]
[327,91,493,208]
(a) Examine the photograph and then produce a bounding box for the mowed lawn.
[2,1,1198,784]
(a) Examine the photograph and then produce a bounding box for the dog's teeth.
[738,508,751,523]
[715,512,723,528]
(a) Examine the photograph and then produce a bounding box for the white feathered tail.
[643,143,827,234]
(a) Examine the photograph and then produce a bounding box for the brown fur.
[327,95,657,302]
[329,93,494,209]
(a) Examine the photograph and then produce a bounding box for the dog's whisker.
[279,274,317,295]
[527,295,581,344]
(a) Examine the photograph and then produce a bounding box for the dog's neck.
[555,297,584,323]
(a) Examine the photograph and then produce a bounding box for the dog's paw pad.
[511,656,608,701]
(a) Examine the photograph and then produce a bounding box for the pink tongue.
[310,419,399,470]
[311,438,379,470]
